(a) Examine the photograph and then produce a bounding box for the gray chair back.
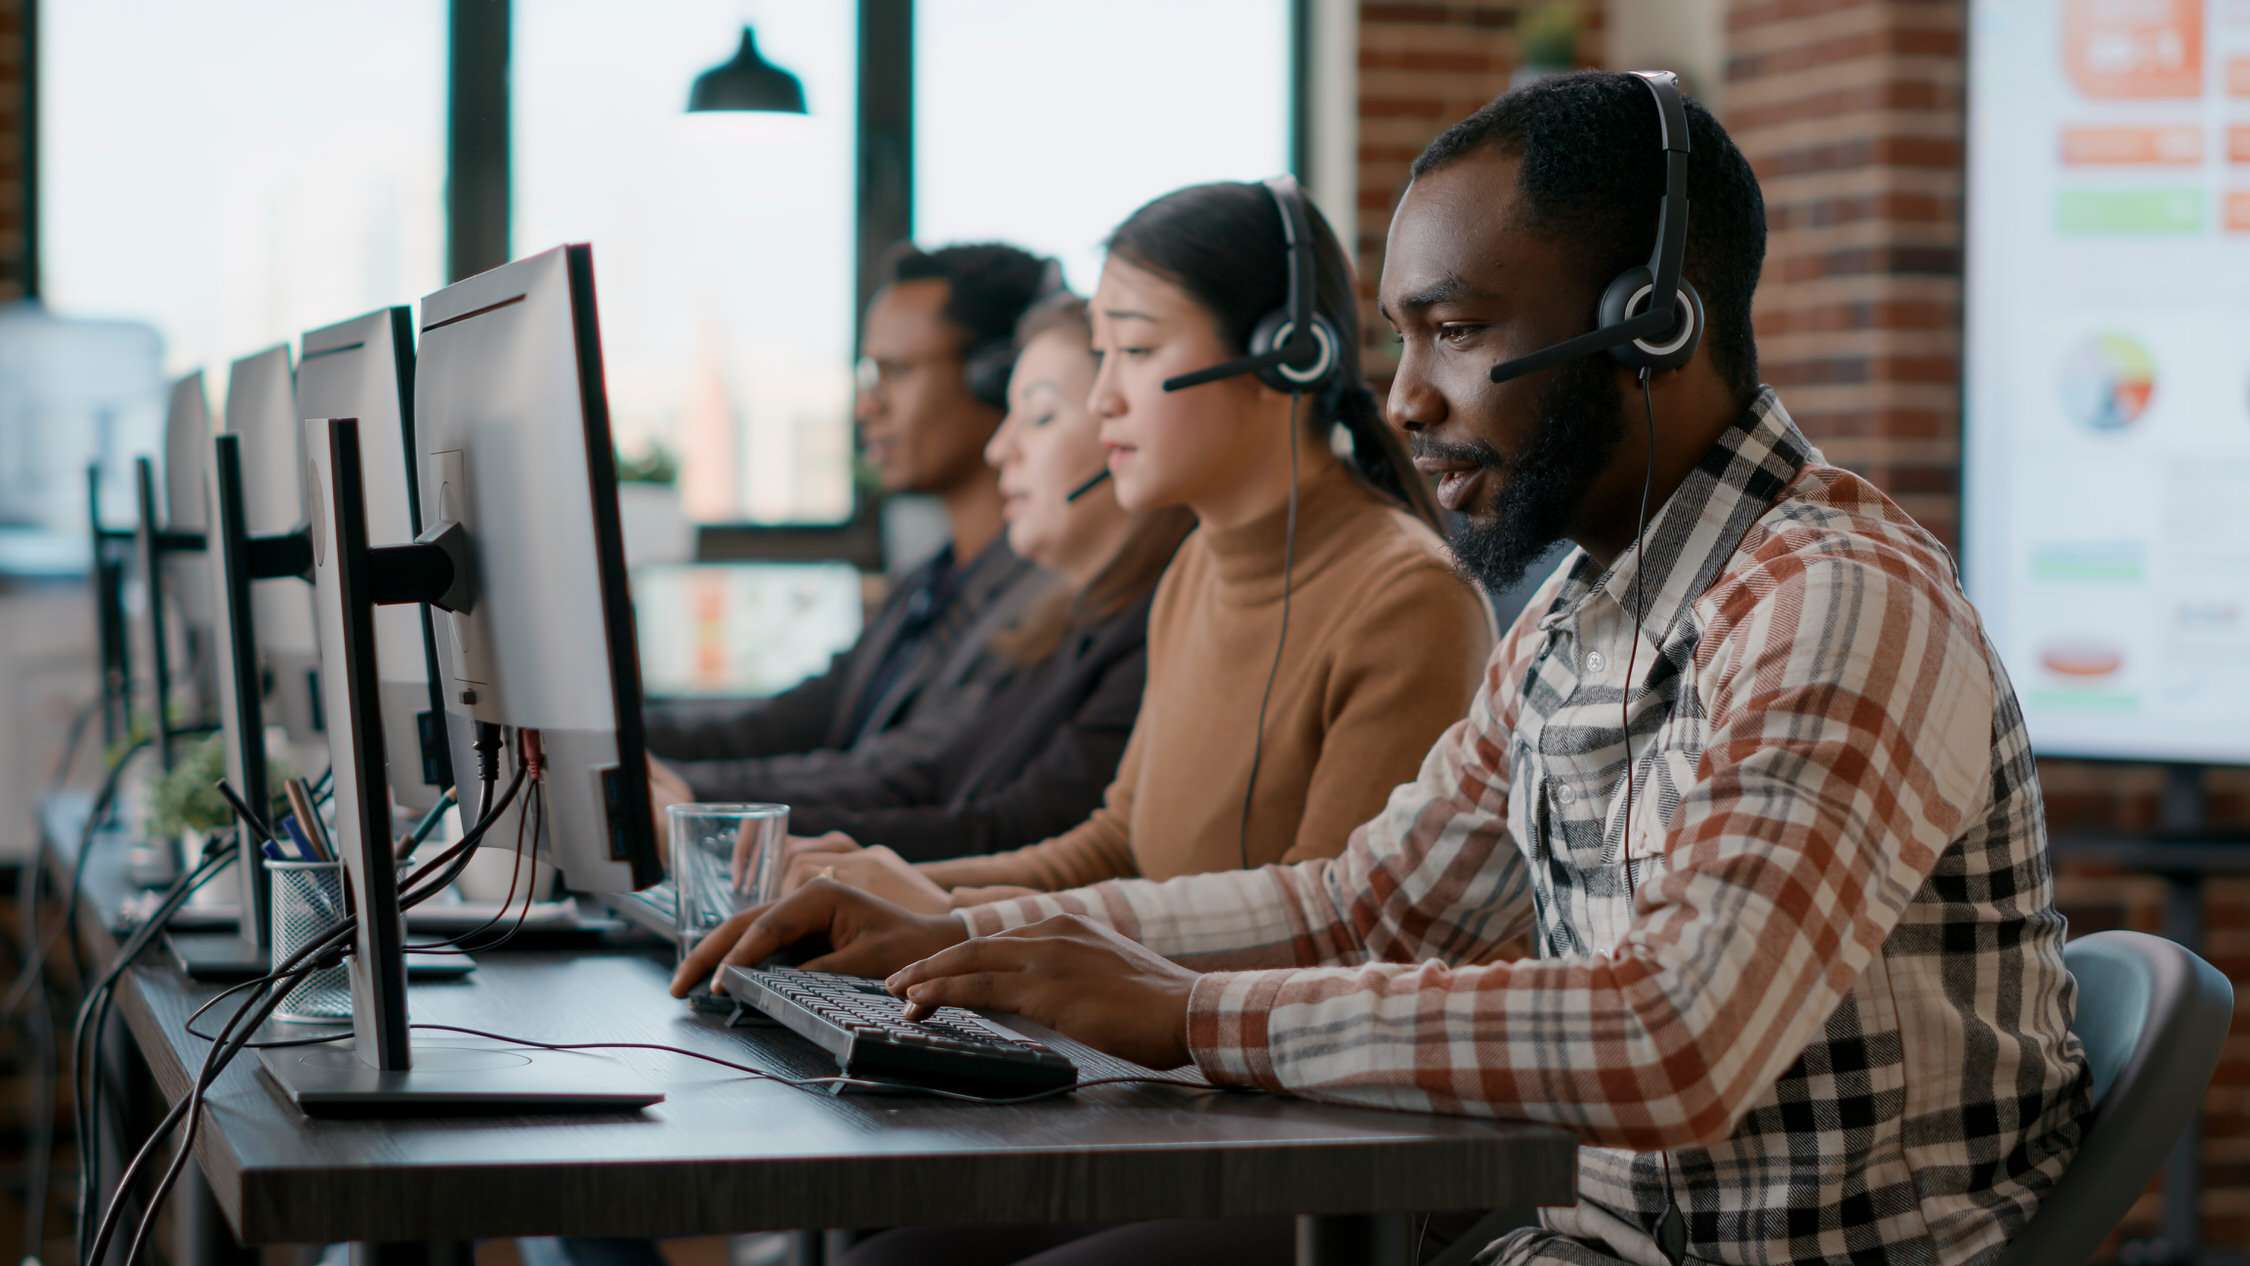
[1997,930,2233,1265]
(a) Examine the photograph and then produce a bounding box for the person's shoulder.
[1328,497,1495,647]
[1330,484,1472,588]
[1700,460,1983,656]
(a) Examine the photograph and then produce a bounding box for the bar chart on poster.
[1966,0,2250,764]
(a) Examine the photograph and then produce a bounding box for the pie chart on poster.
[2058,332,2156,433]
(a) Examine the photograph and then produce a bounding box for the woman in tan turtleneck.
[789,179,1493,909]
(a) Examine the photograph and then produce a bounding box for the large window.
[914,0,1297,293]
[513,3,860,526]
[39,1,448,404]
[38,2,1297,533]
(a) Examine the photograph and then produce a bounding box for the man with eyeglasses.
[645,242,1052,806]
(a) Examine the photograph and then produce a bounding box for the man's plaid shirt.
[960,390,2089,1265]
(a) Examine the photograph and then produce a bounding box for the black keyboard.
[718,965,1079,1096]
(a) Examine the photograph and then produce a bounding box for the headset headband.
[1265,174,1316,363]
[1487,70,1695,385]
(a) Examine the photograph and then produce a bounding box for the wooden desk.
[40,795,1578,1265]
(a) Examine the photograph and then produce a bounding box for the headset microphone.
[1064,468,1111,503]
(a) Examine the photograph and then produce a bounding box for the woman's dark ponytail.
[1330,381,1439,527]
[1107,181,1441,531]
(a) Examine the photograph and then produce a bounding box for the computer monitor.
[133,372,215,769]
[86,463,139,747]
[221,345,323,745]
[299,308,453,814]
[414,245,662,897]
[260,245,664,1113]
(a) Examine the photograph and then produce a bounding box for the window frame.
[27,0,1309,564]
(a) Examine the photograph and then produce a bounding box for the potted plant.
[1514,1,1581,87]
[146,732,293,868]
[614,439,696,565]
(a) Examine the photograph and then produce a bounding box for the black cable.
[403,749,536,953]
[118,954,326,1266]
[396,761,529,925]
[1237,392,1303,870]
[46,697,104,793]
[70,844,234,1266]
[0,723,127,1025]
[19,851,58,1266]
[55,738,151,995]
[91,903,362,1266]
[1625,368,1686,1266]
[82,765,531,1266]
[443,778,545,955]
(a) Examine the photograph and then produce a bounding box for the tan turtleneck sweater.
[923,463,1495,896]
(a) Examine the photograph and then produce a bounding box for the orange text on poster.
[2061,124,2203,165]
[2065,0,2204,100]
[2231,126,2250,165]
[2227,192,2250,234]
[2231,56,2250,98]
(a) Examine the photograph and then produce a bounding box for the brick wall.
[1721,0,2250,1251]
[1351,0,2250,1252]
[1353,1,1607,378]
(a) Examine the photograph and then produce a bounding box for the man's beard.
[1428,354,1629,593]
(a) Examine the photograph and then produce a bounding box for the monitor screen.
[633,561,864,700]
[1963,0,2250,765]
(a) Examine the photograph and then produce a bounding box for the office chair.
[1431,930,2231,1266]
[1997,929,2233,1265]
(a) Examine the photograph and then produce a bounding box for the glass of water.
[665,802,789,965]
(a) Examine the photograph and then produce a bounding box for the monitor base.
[165,932,477,982]
[257,1041,663,1116]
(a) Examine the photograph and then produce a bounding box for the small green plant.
[615,440,680,486]
[1520,1,1581,71]
[146,733,293,838]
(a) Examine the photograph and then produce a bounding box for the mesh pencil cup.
[266,858,353,1022]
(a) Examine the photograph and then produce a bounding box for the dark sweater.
[781,587,1157,861]
[645,538,1043,799]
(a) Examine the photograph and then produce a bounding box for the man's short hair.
[1411,71,1768,402]
[881,241,1054,359]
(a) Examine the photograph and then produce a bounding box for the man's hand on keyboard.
[668,877,969,999]
[883,914,1198,1071]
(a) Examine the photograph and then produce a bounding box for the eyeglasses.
[854,353,956,395]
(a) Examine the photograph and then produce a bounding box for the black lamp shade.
[687,26,807,114]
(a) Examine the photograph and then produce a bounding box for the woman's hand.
[780,837,949,914]
[669,879,970,996]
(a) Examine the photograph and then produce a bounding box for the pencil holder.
[267,859,352,1022]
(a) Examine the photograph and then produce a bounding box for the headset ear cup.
[1248,309,1341,394]
[962,340,1015,412]
[1600,268,1704,374]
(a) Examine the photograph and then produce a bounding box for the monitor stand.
[259,417,659,1117]
[166,930,475,983]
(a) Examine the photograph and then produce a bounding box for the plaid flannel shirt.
[960,391,2089,1265]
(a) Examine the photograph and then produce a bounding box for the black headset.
[1065,175,1341,505]
[1160,174,1342,397]
[1487,68,1702,1266]
[1488,70,1703,386]
[962,258,1068,412]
